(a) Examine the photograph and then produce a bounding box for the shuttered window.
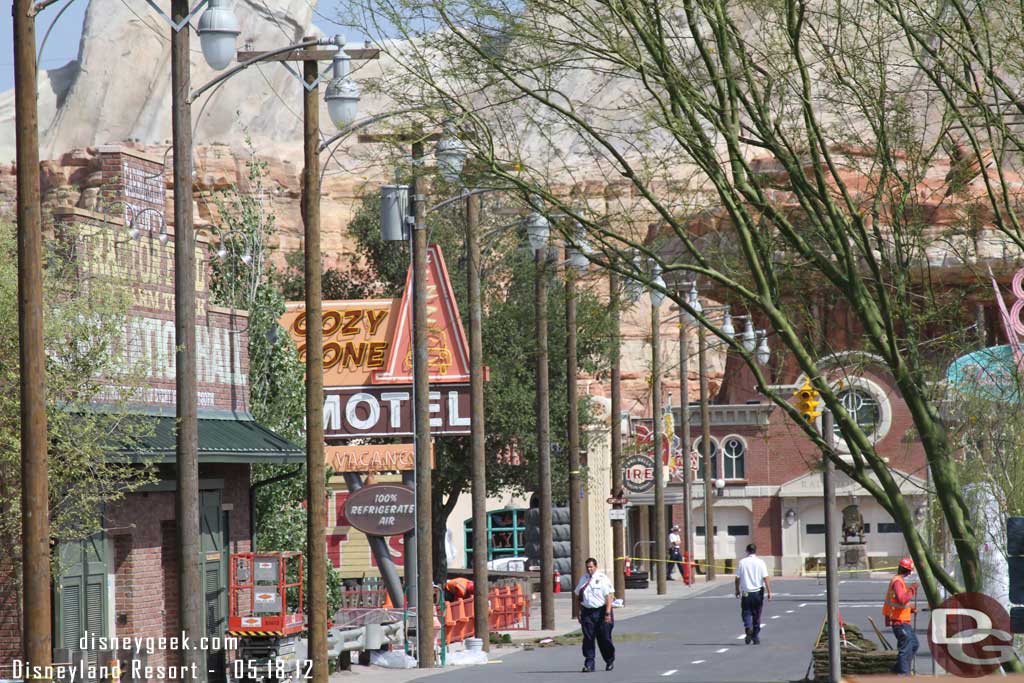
[55,534,108,666]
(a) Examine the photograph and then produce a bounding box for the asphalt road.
[420,578,934,683]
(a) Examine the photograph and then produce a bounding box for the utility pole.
[536,246,554,630]
[678,314,693,581]
[698,324,715,581]
[609,273,625,600]
[652,297,666,595]
[171,1,203,675]
[566,250,584,617]
[14,0,52,669]
[410,139,435,664]
[822,409,841,683]
[302,45,329,683]
[466,191,489,647]
[409,140,433,664]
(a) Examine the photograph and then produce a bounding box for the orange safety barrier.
[443,600,458,643]
[484,582,529,631]
[440,596,478,645]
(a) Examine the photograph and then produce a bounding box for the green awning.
[118,414,304,464]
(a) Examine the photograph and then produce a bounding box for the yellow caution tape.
[615,556,904,575]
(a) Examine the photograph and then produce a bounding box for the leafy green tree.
[0,215,156,598]
[206,154,343,613]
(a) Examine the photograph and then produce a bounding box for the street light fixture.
[435,124,469,183]
[649,261,666,308]
[324,50,360,129]
[566,225,591,272]
[196,0,241,70]
[526,212,550,253]
[740,317,757,353]
[756,332,771,366]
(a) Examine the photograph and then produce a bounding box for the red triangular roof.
[373,245,472,384]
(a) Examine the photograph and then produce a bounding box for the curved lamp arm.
[317,107,431,152]
[188,37,331,104]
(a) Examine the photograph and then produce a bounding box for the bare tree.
[341,0,1024,611]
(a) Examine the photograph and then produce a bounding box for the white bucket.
[464,637,483,652]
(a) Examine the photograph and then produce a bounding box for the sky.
[0,0,357,93]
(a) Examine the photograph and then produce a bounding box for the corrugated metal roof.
[118,416,304,464]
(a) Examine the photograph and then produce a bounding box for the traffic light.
[1009,517,1024,605]
[793,380,822,422]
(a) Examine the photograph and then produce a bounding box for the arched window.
[722,435,746,480]
[835,388,881,439]
[692,436,718,480]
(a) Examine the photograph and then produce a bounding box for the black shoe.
[582,665,594,673]
[605,662,614,671]
[667,577,675,581]
[752,636,761,645]
[745,628,752,645]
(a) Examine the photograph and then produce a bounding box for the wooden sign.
[327,443,436,472]
[344,484,416,536]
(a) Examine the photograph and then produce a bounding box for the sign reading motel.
[323,384,471,437]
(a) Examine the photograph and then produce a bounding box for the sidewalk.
[330,577,730,682]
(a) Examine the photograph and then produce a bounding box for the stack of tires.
[524,506,574,592]
[624,568,649,590]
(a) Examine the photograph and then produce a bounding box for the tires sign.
[343,483,416,536]
[623,455,655,493]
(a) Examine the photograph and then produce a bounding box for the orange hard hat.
[899,557,914,572]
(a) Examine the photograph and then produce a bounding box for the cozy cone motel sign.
[282,245,476,443]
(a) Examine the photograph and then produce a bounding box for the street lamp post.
[677,304,694,583]
[13,0,51,669]
[650,264,667,595]
[170,2,204,671]
[528,213,555,630]
[609,272,625,600]
[565,231,590,616]
[464,190,490,646]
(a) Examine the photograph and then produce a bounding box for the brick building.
[0,147,302,678]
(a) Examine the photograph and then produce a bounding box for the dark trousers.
[580,606,615,668]
[741,588,765,636]
[891,622,919,674]
[667,547,684,578]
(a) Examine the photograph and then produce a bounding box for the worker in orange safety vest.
[883,557,919,675]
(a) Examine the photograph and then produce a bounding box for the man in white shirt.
[575,557,616,672]
[735,543,772,644]
[667,525,684,581]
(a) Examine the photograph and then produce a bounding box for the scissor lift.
[228,552,305,680]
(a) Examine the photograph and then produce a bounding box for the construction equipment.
[228,552,306,680]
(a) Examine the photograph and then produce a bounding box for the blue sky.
[0,0,357,92]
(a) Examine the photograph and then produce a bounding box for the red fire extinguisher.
[625,557,632,577]
[553,569,561,593]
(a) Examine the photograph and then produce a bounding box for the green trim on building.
[114,414,304,464]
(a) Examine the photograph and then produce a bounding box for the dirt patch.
[521,631,659,650]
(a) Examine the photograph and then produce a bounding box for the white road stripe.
[736,634,747,640]
[771,615,781,619]
[661,670,678,677]
[799,602,809,607]
[715,648,729,653]
[786,610,795,613]
[691,660,706,664]
[760,623,766,627]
